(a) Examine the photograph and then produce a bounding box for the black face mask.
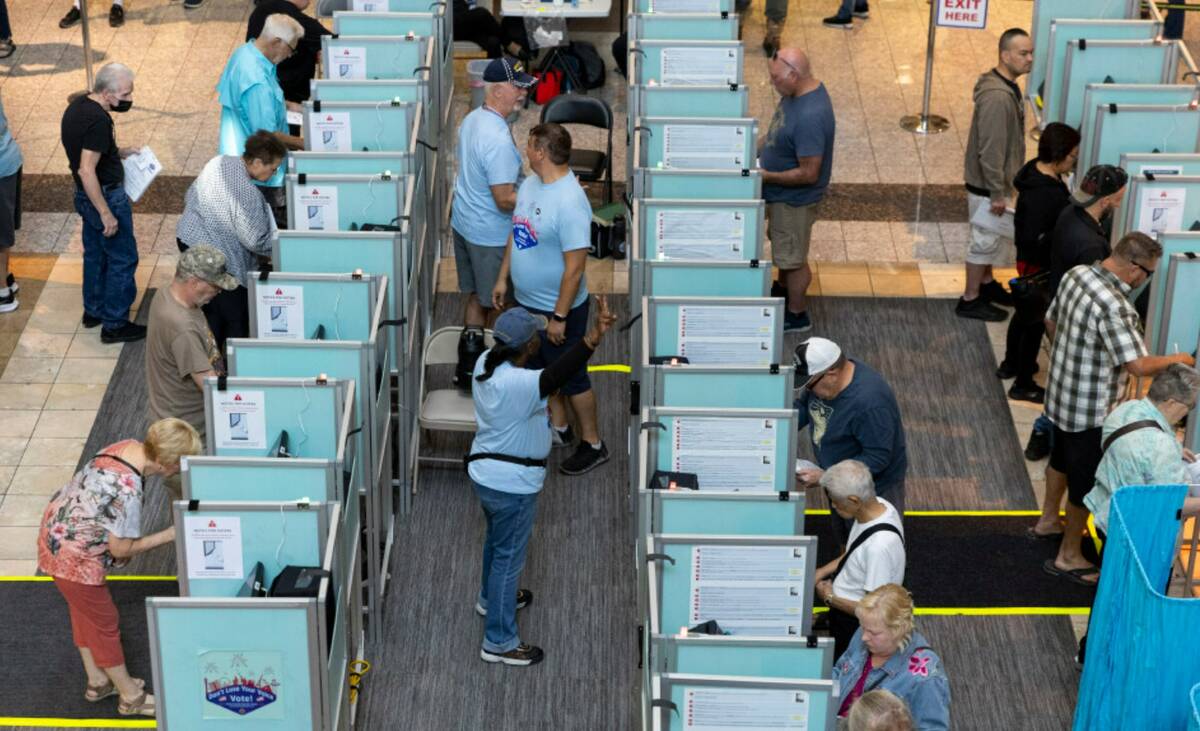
[111,98,133,113]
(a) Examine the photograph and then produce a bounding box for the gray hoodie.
[963,69,1026,202]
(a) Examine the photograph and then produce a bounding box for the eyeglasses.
[771,51,801,77]
[1132,260,1156,278]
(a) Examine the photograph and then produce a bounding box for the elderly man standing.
[60,63,146,344]
[246,0,331,105]
[959,28,1033,322]
[809,460,906,659]
[217,13,305,218]
[493,123,608,476]
[759,48,835,334]
[1042,232,1195,586]
[451,57,533,391]
[794,337,907,550]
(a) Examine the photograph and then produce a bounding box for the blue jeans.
[834,0,868,20]
[474,480,539,654]
[74,187,138,330]
[1165,7,1186,40]
[0,0,11,40]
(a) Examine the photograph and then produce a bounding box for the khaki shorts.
[767,200,820,270]
[966,191,1011,265]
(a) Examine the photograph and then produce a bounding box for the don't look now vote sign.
[936,0,987,29]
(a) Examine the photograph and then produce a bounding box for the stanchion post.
[900,0,950,135]
[80,0,95,91]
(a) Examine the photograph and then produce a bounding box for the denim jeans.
[74,187,138,330]
[0,0,11,41]
[834,0,868,21]
[474,480,539,654]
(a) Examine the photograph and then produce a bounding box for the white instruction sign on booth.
[184,516,245,580]
[1137,187,1187,236]
[689,545,808,635]
[213,390,267,451]
[663,125,744,170]
[352,0,389,9]
[295,186,339,232]
[255,285,305,340]
[684,687,810,730]
[935,0,987,29]
[661,47,738,85]
[312,112,352,152]
[671,416,778,491]
[655,209,745,260]
[332,46,367,80]
[678,305,775,365]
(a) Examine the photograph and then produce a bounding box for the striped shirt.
[176,155,276,287]
[1045,264,1148,433]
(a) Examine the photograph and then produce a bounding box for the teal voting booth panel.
[629,13,737,42]
[1041,19,1160,127]
[310,78,425,103]
[652,366,791,409]
[200,377,351,462]
[247,272,384,345]
[1087,105,1200,174]
[1141,233,1200,354]
[1155,253,1200,357]
[289,151,414,177]
[631,40,744,87]
[647,407,797,493]
[636,85,749,119]
[634,168,761,200]
[651,674,835,731]
[1077,85,1198,175]
[184,459,341,504]
[637,261,769,304]
[646,296,784,367]
[285,173,412,232]
[300,100,419,153]
[321,34,433,82]
[1055,40,1179,128]
[1029,0,1136,112]
[636,117,756,172]
[634,199,764,262]
[651,635,834,681]
[1114,175,1200,245]
[634,0,734,11]
[640,490,806,537]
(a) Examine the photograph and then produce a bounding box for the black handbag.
[1009,269,1053,306]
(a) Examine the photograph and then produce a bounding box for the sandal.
[1042,559,1100,586]
[0,40,14,60]
[118,691,156,717]
[86,677,144,703]
[1025,526,1064,541]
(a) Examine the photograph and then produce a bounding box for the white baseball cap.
[793,337,842,388]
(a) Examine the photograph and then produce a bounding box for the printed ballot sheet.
[661,47,738,85]
[689,545,808,635]
[332,46,367,80]
[1137,187,1187,236]
[678,305,776,365]
[312,112,352,152]
[663,124,745,170]
[655,209,745,260]
[671,416,778,491]
[121,147,161,203]
[684,688,810,730]
[184,516,245,580]
[212,390,268,451]
[295,186,340,232]
[255,285,305,340]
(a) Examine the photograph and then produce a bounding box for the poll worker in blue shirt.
[793,337,907,549]
[217,14,305,203]
[467,298,616,666]
[493,123,608,476]
[451,57,534,391]
[760,47,835,334]
[0,91,22,315]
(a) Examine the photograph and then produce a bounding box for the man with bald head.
[760,49,835,333]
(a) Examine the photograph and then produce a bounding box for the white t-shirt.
[832,498,905,603]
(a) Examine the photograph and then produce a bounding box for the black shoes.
[108,4,124,27]
[980,279,1013,307]
[551,425,576,449]
[59,6,81,28]
[955,297,1007,322]
[1008,383,1045,404]
[6,273,16,294]
[1024,428,1051,461]
[996,361,1038,380]
[480,643,544,666]
[100,322,146,343]
[475,588,533,617]
[183,0,204,8]
[852,4,870,18]
[783,310,813,333]
[82,313,102,328]
[0,289,16,314]
[822,15,853,29]
[560,441,609,475]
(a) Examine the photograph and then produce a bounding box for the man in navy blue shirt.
[759,48,835,334]
[794,337,907,548]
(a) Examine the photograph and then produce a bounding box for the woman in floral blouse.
[37,417,201,718]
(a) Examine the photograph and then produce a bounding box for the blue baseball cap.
[482,56,536,88]
[493,308,547,347]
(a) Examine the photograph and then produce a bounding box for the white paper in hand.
[286,109,303,127]
[122,147,161,203]
[969,203,1015,240]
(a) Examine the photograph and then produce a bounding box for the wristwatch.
[551,312,567,323]
[823,591,835,606]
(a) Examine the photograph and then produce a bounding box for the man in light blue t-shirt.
[493,123,608,476]
[450,56,534,391]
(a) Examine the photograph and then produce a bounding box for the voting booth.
[630,168,761,202]
[628,12,737,43]
[289,151,415,178]
[1028,0,1138,115]
[1113,173,1200,245]
[633,0,734,10]
[647,673,836,731]
[632,117,757,172]
[1051,39,1181,129]
[629,39,744,88]
[640,296,784,367]
[631,199,765,262]
[1077,85,1199,174]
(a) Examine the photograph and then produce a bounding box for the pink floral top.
[37,440,145,586]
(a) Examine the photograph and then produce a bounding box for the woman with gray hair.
[847,689,914,731]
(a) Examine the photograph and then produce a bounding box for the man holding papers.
[494,123,609,476]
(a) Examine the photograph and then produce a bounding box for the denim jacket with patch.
[832,629,951,730]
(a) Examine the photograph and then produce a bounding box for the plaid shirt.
[1045,264,1148,432]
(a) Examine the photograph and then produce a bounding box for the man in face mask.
[1048,164,1129,294]
[59,62,147,344]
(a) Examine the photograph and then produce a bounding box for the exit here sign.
[936,0,987,29]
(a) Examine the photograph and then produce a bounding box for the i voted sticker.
[513,218,538,250]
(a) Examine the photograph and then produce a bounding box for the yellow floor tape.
[586,364,631,374]
[0,719,156,728]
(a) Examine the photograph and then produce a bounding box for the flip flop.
[1025,526,1064,541]
[1042,559,1099,586]
[86,677,143,703]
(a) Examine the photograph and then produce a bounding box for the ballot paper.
[684,688,810,730]
[663,124,744,170]
[184,516,244,580]
[794,459,819,475]
[286,109,303,127]
[1137,187,1187,236]
[332,46,367,80]
[295,186,339,232]
[661,47,738,85]
[689,545,808,635]
[678,305,776,366]
[671,416,778,491]
[654,209,745,260]
[312,112,352,152]
[121,147,161,203]
[968,202,1015,240]
[255,284,305,340]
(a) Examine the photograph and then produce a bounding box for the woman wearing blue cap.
[465,295,616,666]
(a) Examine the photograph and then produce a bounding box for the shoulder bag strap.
[1100,419,1163,455]
[832,523,904,579]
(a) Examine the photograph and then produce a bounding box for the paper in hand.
[122,147,161,203]
[794,459,819,475]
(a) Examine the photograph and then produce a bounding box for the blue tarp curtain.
[1190,683,1200,731]
[1074,485,1199,729]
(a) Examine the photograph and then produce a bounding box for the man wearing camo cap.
[145,245,238,465]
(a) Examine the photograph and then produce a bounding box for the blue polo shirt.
[467,356,550,494]
[452,106,522,247]
[217,41,287,187]
[760,83,835,206]
[0,97,22,179]
[510,173,591,313]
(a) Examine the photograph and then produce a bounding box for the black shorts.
[1049,425,1103,507]
[521,298,591,396]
